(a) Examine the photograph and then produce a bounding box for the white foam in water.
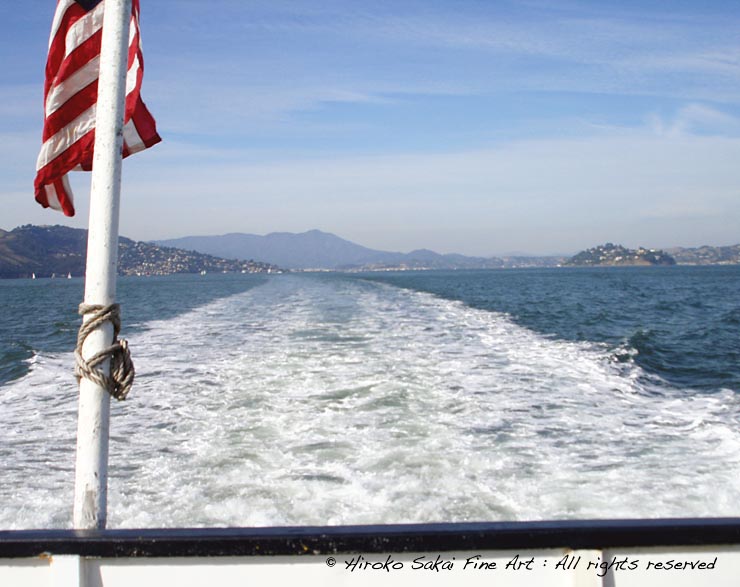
[1,274,739,529]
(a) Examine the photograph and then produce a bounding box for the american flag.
[34,0,160,217]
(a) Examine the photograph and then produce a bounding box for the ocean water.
[0,267,738,529]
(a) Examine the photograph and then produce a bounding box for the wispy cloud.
[141,1,740,139]
[649,104,740,137]
[5,0,740,254]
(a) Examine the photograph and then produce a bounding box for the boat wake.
[1,274,739,529]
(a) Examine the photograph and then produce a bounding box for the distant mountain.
[156,230,560,270]
[564,243,676,266]
[0,225,278,279]
[157,230,389,270]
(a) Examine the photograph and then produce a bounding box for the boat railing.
[1,518,739,586]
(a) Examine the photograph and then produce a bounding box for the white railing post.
[50,555,85,587]
[73,0,132,530]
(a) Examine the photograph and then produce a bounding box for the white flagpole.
[73,0,133,530]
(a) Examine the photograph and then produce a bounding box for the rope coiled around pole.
[74,303,134,401]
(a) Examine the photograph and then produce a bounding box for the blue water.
[0,267,739,528]
[0,274,268,386]
[359,266,740,394]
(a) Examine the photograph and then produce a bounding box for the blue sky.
[2,0,739,255]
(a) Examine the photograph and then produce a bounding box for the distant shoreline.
[2,225,739,276]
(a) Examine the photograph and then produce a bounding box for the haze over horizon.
[153,227,735,259]
[2,1,739,257]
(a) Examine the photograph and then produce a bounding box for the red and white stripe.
[34,0,160,217]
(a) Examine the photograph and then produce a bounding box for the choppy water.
[0,267,738,529]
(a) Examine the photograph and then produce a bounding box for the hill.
[156,230,562,270]
[0,225,278,279]
[667,244,740,265]
[564,243,676,267]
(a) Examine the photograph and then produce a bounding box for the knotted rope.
[74,303,135,401]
